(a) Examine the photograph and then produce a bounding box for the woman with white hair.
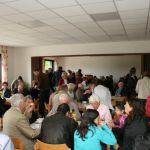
[86,94,112,123]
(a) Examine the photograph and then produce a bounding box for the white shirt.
[136,77,150,99]
[93,85,114,110]
[0,133,14,150]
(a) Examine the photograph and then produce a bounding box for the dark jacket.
[40,112,78,150]
[2,88,11,98]
[120,117,147,150]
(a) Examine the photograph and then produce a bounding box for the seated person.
[3,94,40,150]
[24,95,38,124]
[1,82,11,99]
[17,84,29,96]
[111,102,127,146]
[48,93,81,121]
[74,109,117,150]
[40,103,78,150]
[113,102,127,128]
[0,133,14,150]
[86,94,112,123]
[75,84,84,102]
[115,81,127,97]
[67,83,76,100]
[29,80,40,100]
[0,82,11,117]
[94,85,114,110]
[120,99,147,150]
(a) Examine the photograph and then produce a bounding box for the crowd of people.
[0,66,150,150]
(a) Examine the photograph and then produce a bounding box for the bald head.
[59,93,70,104]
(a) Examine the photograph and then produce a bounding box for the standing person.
[74,109,117,150]
[125,67,138,99]
[33,69,50,117]
[52,66,63,87]
[119,99,147,150]
[136,71,150,107]
[40,103,78,150]
[3,94,40,150]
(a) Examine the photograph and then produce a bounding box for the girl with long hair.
[120,99,147,150]
[74,109,117,150]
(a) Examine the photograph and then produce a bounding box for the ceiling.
[0,0,150,47]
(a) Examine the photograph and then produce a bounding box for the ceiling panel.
[27,10,59,19]
[65,15,93,23]
[37,0,77,9]
[52,6,86,17]
[119,9,149,19]
[115,0,150,11]
[6,0,46,12]
[0,3,19,16]
[77,0,113,5]
[82,2,116,14]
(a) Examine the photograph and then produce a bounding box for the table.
[111,96,127,106]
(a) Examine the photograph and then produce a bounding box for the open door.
[31,57,43,82]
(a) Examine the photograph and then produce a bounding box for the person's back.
[74,109,116,150]
[40,103,77,150]
[3,94,40,150]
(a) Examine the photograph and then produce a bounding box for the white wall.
[7,40,150,85]
[58,55,141,82]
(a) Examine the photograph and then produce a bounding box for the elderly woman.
[86,94,112,123]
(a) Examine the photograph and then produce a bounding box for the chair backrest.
[11,137,24,150]
[34,140,69,150]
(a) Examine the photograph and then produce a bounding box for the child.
[113,102,127,128]
[112,102,127,147]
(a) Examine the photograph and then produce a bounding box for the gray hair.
[11,93,25,107]
[89,94,100,104]
[24,95,32,101]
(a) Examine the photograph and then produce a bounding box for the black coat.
[120,117,147,150]
[40,112,78,150]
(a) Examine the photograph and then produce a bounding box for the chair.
[34,140,70,150]
[11,137,24,150]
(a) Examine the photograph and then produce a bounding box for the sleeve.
[16,114,40,139]
[0,134,14,150]
[97,124,117,145]
[104,108,112,123]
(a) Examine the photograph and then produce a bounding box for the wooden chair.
[34,140,70,150]
[11,137,24,150]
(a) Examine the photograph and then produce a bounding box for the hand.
[26,103,35,112]
[107,120,115,129]
[114,144,119,150]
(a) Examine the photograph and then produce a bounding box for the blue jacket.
[74,124,116,150]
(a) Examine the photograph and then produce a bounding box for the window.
[44,59,54,71]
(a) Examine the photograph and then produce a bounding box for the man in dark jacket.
[40,103,78,150]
